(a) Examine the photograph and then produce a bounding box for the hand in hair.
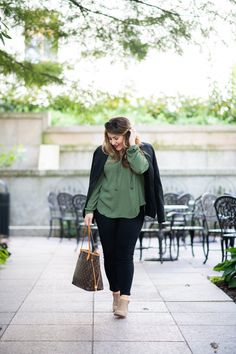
[129,127,136,146]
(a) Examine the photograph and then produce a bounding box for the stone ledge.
[59,145,236,151]
[1,169,236,177]
[44,125,236,148]
[9,225,56,237]
[0,112,49,120]
[45,124,236,133]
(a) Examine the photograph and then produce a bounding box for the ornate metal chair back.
[164,193,179,205]
[191,196,204,227]
[72,194,87,225]
[214,195,236,233]
[201,192,218,230]
[57,192,75,219]
[177,193,194,205]
[48,192,61,218]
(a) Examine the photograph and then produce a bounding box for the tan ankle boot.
[112,293,120,312]
[114,298,129,318]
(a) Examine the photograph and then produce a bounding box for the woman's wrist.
[85,210,94,215]
[129,143,137,148]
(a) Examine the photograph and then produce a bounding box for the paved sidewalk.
[0,236,236,354]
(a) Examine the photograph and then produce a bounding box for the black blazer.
[83,142,165,223]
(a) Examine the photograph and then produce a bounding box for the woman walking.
[84,117,165,318]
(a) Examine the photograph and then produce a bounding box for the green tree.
[0,0,236,87]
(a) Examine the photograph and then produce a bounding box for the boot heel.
[112,293,120,312]
[114,298,129,318]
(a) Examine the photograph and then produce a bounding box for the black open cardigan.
[83,142,165,223]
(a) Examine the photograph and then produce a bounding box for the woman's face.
[107,132,125,151]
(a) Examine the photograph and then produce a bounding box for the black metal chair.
[169,196,204,259]
[57,192,76,240]
[72,194,87,248]
[177,193,195,209]
[138,216,170,263]
[163,192,182,238]
[72,194,99,251]
[164,192,179,205]
[47,192,63,238]
[175,193,195,244]
[138,216,154,261]
[214,195,236,261]
[200,192,221,263]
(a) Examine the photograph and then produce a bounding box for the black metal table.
[141,205,190,263]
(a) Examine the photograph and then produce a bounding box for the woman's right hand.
[84,213,94,226]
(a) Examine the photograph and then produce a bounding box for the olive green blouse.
[85,145,149,218]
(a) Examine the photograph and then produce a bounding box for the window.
[25,30,58,62]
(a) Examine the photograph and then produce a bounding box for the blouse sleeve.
[126,145,149,174]
[84,174,104,214]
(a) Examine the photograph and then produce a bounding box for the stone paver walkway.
[0,236,236,354]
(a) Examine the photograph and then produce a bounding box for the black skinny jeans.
[94,208,144,296]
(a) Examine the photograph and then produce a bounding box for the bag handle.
[91,257,99,291]
[80,224,96,260]
[87,225,92,260]
[82,225,101,291]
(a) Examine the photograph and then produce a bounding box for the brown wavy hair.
[102,117,141,167]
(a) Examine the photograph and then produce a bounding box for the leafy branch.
[0,50,63,87]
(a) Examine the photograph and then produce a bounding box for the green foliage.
[204,77,236,124]
[0,145,25,168]
[0,92,40,112]
[213,248,236,289]
[0,2,12,44]
[23,8,67,43]
[0,50,63,87]
[22,62,63,87]
[210,276,223,284]
[0,244,11,264]
[1,0,236,87]
[1,86,236,126]
[1,67,236,125]
[0,22,11,44]
[122,38,149,60]
[0,3,64,87]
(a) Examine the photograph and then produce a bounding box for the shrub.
[0,85,236,125]
[213,248,236,288]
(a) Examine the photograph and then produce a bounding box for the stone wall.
[0,112,50,169]
[1,168,235,236]
[1,112,236,170]
[59,146,236,171]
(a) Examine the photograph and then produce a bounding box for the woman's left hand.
[129,127,137,146]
